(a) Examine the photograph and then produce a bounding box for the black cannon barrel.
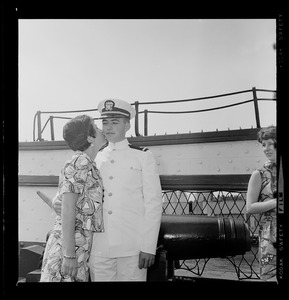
[158,215,251,260]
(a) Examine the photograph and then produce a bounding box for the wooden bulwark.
[19,174,251,191]
[160,174,250,191]
[19,128,260,149]
[19,175,59,186]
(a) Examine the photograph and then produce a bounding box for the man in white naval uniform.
[88,98,163,281]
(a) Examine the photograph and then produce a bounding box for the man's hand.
[138,251,155,269]
[52,194,62,216]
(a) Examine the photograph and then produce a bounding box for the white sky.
[19,19,276,141]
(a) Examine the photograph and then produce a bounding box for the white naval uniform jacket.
[91,139,163,258]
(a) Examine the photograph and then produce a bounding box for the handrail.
[32,87,276,141]
[138,99,254,114]
[137,89,253,105]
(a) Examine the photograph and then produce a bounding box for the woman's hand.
[268,197,277,212]
[61,192,78,279]
[61,256,78,279]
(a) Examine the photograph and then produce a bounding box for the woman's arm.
[246,170,276,215]
[61,192,78,278]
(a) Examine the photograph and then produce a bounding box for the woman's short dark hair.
[257,125,277,148]
[63,115,96,151]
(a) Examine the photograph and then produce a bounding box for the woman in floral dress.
[40,115,107,282]
[246,125,277,281]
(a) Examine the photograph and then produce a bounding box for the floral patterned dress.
[40,151,104,282]
[257,161,277,281]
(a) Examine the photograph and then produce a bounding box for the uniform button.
[109,176,113,180]
[108,192,113,196]
[111,160,115,163]
[108,210,112,214]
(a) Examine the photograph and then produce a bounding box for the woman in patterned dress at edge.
[246,125,277,281]
[40,115,107,282]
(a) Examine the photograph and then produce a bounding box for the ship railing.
[32,87,276,141]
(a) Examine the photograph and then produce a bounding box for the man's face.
[101,117,130,143]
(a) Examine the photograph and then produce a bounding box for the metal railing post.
[134,101,140,136]
[252,87,261,128]
[144,109,148,136]
[36,111,43,141]
[50,116,55,141]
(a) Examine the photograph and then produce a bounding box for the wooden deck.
[174,246,260,281]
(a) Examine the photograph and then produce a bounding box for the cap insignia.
[104,100,115,111]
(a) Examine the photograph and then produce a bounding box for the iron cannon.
[158,214,251,260]
[147,214,251,281]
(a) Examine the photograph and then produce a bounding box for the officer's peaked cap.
[97,98,136,120]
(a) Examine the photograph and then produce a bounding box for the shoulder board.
[99,141,109,152]
[128,144,149,152]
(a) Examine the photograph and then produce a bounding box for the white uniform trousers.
[89,255,147,281]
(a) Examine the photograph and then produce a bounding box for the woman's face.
[261,138,276,163]
[92,123,107,150]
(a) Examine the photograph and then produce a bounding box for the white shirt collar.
[107,138,129,150]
